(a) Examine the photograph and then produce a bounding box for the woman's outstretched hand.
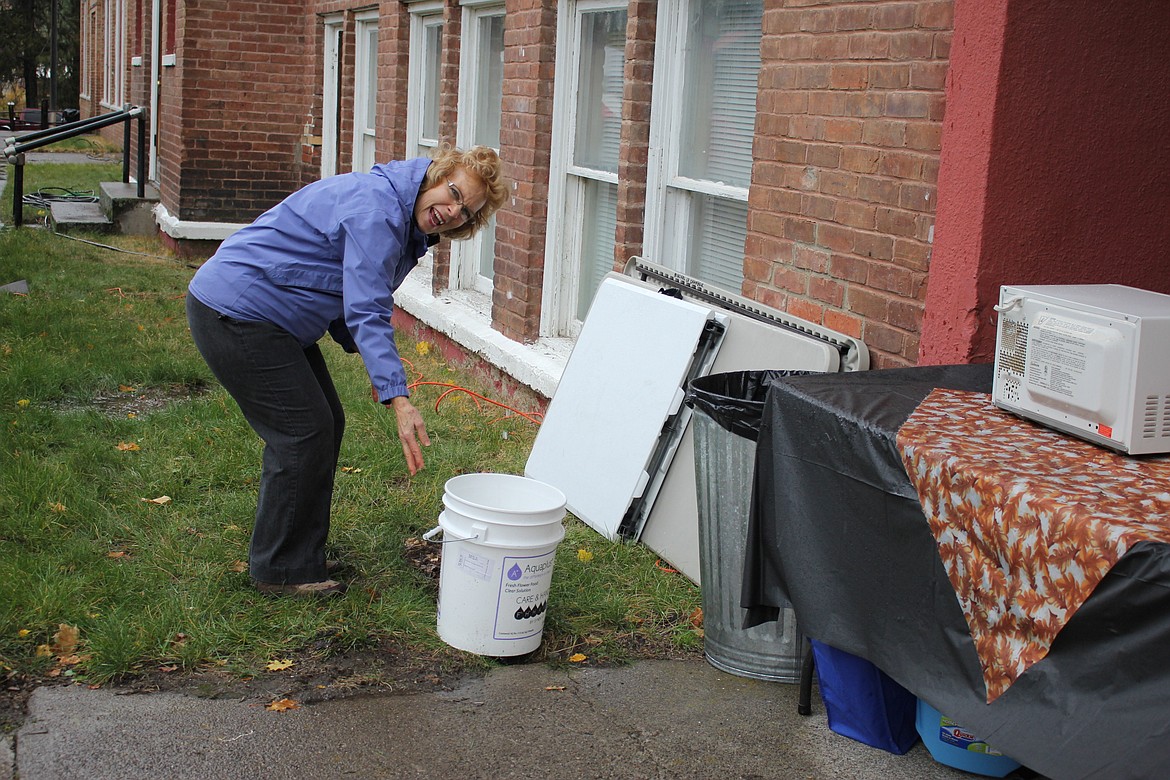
[389,395,431,475]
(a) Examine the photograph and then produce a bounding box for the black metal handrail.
[3,104,146,228]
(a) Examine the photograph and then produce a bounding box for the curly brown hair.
[422,145,509,240]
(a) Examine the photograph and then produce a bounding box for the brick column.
[493,0,557,343]
[378,0,411,163]
[614,0,657,269]
[430,0,463,296]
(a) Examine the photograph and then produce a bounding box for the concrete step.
[100,181,161,236]
[49,201,114,233]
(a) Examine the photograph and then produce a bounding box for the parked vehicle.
[1,107,80,133]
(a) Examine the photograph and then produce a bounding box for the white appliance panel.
[525,277,723,540]
[638,308,841,584]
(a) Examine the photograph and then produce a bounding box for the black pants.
[186,294,344,584]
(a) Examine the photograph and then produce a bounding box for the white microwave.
[992,283,1170,455]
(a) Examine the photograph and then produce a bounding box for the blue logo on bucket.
[507,563,523,581]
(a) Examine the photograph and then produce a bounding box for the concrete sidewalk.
[4,659,989,780]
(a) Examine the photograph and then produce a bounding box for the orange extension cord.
[399,357,545,426]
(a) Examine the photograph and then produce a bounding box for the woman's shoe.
[256,579,347,598]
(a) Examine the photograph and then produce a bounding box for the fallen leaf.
[47,502,67,513]
[119,384,136,392]
[340,466,362,473]
[568,653,587,663]
[141,496,172,505]
[266,698,300,712]
[53,624,80,657]
[18,629,30,638]
[689,607,704,629]
[159,664,179,673]
[415,341,431,356]
[265,659,294,671]
[107,551,128,559]
[229,560,248,573]
[16,399,29,408]
[576,549,594,562]
[35,644,52,657]
[116,442,140,451]
[544,685,566,692]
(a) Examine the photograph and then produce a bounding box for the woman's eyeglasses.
[447,181,476,223]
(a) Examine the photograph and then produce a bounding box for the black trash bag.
[686,370,819,442]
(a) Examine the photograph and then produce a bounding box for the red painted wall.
[922,0,1170,364]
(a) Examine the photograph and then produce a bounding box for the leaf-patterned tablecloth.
[896,388,1170,702]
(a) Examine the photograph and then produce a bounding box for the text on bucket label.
[493,551,557,640]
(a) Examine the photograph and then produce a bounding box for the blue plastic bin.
[916,699,1022,777]
[810,640,919,755]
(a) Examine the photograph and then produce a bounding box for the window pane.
[422,23,443,140]
[573,9,627,173]
[683,195,747,292]
[677,0,761,187]
[478,214,497,280]
[576,178,619,320]
[474,15,505,149]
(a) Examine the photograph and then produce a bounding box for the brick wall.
[746,0,953,368]
[89,0,959,368]
[160,0,313,223]
[493,0,557,344]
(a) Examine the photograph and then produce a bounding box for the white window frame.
[542,0,625,338]
[351,11,380,173]
[451,1,505,296]
[321,14,344,178]
[406,0,445,161]
[101,0,127,110]
[80,7,92,101]
[644,0,758,293]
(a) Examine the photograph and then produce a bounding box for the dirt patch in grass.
[42,382,211,419]
[82,382,210,417]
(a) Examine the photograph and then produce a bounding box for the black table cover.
[743,364,1170,780]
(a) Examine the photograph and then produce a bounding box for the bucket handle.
[422,525,480,544]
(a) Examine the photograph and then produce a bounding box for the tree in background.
[0,0,80,111]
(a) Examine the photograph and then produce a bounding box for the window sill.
[395,269,570,400]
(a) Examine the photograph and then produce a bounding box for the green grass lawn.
[0,162,702,705]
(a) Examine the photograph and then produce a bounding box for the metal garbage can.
[686,370,813,683]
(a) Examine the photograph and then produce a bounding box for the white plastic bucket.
[425,473,567,656]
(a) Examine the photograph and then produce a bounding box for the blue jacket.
[188,158,434,401]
